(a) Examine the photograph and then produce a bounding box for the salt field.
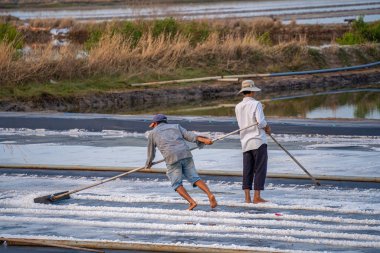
[1,0,380,250]
[0,112,379,252]
[0,128,379,178]
[0,168,379,252]
[1,0,380,23]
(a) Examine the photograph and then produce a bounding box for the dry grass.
[0,42,83,85]
[0,32,306,86]
[86,32,191,76]
[29,18,75,28]
[16,17,349,47]
[0,43,15,83]
[0,21,378,87]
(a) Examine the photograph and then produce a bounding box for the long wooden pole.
[268,133,321,186]
[131,76,222,86]
[130,61,380,87]
[1,237,104,253]
[2,165,378,182]
[1,237,268,253]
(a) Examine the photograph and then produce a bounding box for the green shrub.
[0,22,23,49]
[84,28,103,50]
[337,17,380,45]
[120,21,143,47]
[365,22,380,42]
[352,16,368,34]
[152,17,179,38]
[336,32,366,45]
[351,17,380,42]
[180,21,210,45]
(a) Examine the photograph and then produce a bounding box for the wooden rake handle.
[1,237,104,253]
[268,133,321,186]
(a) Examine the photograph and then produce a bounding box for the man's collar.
[156,122,167,128]
[243,97,255,101]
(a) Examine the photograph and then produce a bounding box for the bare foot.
[244,189,251,204]
[208,194,217,208]
[253,197,268,204]
[187,201,197,210]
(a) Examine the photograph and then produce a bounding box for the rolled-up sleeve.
[178,125,197,142]
[255,102,267,129]
[146,132,156,166]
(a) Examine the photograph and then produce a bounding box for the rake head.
[34,191,70,204]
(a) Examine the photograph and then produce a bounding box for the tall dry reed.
[86,32,191,75]
[0,43,83,86]
[0,31,313,86]
[2,27,378,87]
[0,42,16,85]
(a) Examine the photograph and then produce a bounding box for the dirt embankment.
[1,68,379,113]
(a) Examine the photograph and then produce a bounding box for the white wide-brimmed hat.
[238,80,261,93]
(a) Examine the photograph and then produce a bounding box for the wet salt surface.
[0,170,379,252]
[0,128,379,178]
[0,126,379,252]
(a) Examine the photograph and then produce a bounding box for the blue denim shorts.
[166,157,201,190]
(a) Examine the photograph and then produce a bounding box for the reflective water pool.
[156,89,380,120]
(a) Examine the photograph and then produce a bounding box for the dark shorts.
[242,144,268,191]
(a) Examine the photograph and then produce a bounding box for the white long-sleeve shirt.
[235,97,267,152]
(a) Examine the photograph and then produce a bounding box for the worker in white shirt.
[235,80,271,204]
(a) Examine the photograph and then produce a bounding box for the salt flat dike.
[1,68,380,115]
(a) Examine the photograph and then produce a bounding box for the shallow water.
[1,127,379,178]
[154,89,380,120]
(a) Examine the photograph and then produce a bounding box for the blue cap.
[149,114,167,127]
